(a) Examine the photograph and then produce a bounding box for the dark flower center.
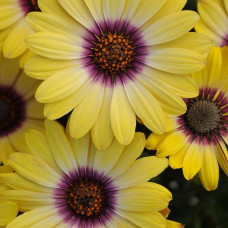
[93,33,135,76]
[186,99,221,134]
[29,0,40,11]
[19,0,40,14]
[0,86,26,137]
[67,180,106,218]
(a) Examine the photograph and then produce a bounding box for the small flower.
[25,0,211,149]
[1,120,174,227]
[0,54,44,164]
[195,0,228,47]
[147,46,228,191]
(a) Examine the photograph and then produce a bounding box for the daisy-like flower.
[0,0,41,65]
[25,0,211,149]
[146,46,228,191]
[195,0,228,47]
[1,120,177,227]
[0,168,18,227]
[0,54,44,164]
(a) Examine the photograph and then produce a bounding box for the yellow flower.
[0,169,18,227]
[25,0,211,149]
[0,54,44,164]
[195,0,228,47]
[0,120,174,227]
[147,46,228,191]
[0,0,39,66]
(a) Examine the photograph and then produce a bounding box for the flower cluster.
[0,0,227,227]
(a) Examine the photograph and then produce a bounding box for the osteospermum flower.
[0,54,44,164]
[195,0,228,47]
[0,120,177,227]
[146,46,228,191]
[0,0,42,65]
[25,0,211,149]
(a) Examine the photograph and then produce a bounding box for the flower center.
[0,86,26,137]
[186,99,221,134]
[67,180,106,217]
[28,0,39,11]
[19,0,40,14]
[93,33,135,76]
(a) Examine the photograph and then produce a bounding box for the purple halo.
[53,167,118,227]
[0,85,27,138]
[81,20,148,86]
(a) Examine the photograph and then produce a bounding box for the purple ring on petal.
[54,167,118,227]
[0,85,26,138]
[81,20,148,85]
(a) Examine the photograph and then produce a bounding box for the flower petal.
[146,48,206,74]
[124,79,166,134]
[143,11,199,45]
[114,157,168,189]
[110,82,136,145]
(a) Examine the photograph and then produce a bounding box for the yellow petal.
[0,4,22,30]
[195,19,223,47]
[69,81,104,139]
[45,120,77,174]
[26,32,83,60]
[116,209,166,228]
[58,0,94,29]
[129,0,165,28]
[151,32,212,57]
[108,132,146,178]
[25,129,59,172]
[169,143,190,169]
[137,65,198,98]
[124,79,166,134]
[36,66,88,103]
[146,48,206,74]
[157,131,188,158]
[114,156,168,189]
[44,78,92,120]
[26,99,44,119]
[143,11,199,45]
[8,153,60,188]
[117,182,172,211]
[7,206,60,228]
[0,137,14,164]
[146,132,167,150]
[137,75,187,115]
[25,56,77,80]
[110,82,136,145]
[3,20,31,58]
[2,189,53,211]
[26,11,84,36]
[102,0,126,22]
[215,140,228,176]
[199,144,219,191]
[68,133,90,168]
[0,201,18,226]
[0,173,52,194]
[183,141,202,180]
[205,46,222,86]
[0,55,20,85]
[198,1,228,37]
[92,85,114,150]
[94,138,124,174]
